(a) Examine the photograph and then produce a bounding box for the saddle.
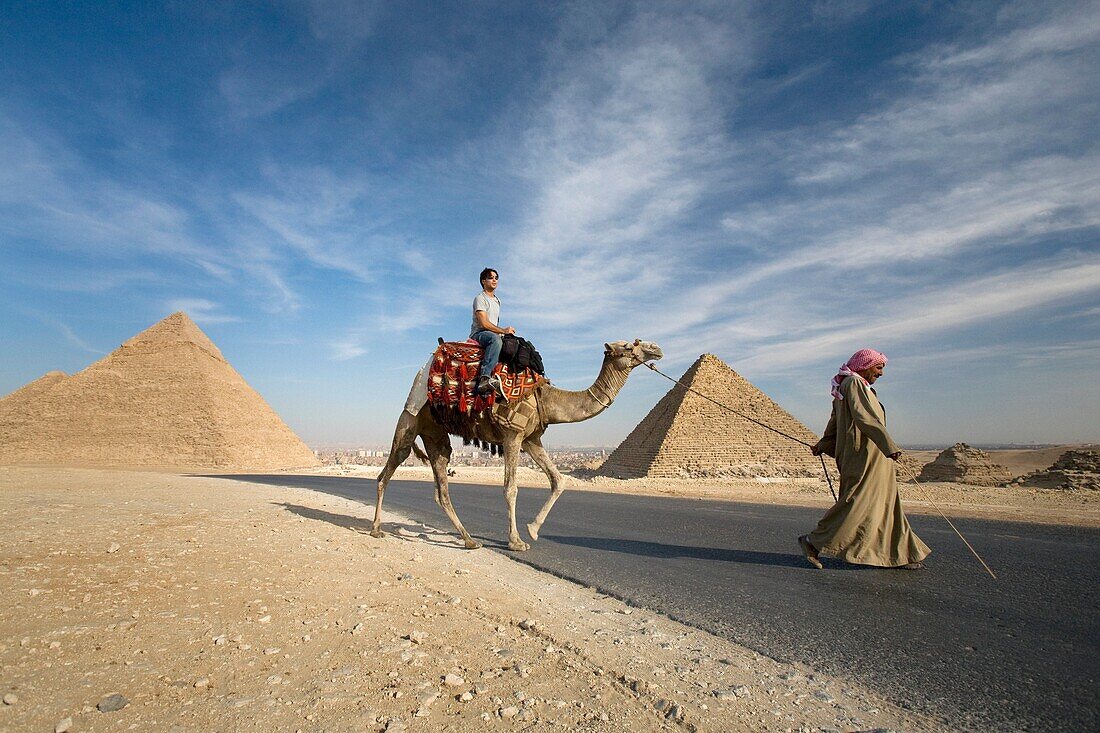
[426,340,546,452]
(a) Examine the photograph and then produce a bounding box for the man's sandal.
[798,535,823,569]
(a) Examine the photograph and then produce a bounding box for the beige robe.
[809,375,930,567]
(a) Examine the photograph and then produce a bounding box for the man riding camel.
[470,267,516,397]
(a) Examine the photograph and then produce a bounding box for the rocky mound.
[0,312,319,470]
[916,443,1011,486]
[1009,450,1100,491]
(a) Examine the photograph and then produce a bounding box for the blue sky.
[2,0,1097,448]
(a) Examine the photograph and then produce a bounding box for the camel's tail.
[411,439,429,465]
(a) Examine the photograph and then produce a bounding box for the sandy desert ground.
[0,467,947,733]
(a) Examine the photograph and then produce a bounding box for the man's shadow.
[545,534,805,567]
[544,535,882,571]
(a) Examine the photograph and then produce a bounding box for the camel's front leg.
[501,435,529,551]
[523,438,564,542]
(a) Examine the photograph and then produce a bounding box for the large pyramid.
[0,312,319,470]
[597,354,821,479]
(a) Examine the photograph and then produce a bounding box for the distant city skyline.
[2,1,1097,448]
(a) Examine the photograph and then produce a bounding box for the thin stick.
[900,465,998,580]
[819,454,837,503]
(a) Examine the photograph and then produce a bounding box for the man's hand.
[503,326,516,335]
[811,442,824,456]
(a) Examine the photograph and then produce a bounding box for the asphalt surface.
[215,474,1100,732]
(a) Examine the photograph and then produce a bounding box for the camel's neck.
[540,358,632,425]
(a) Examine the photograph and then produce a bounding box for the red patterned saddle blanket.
[427,340,545,413]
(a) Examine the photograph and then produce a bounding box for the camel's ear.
[604,342,612,352]
[633,338,640,345]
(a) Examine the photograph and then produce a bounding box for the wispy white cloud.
[733,256,1100,372]
[502,6,749,330]
[231,165,382,284]
[920,1,1100,69]
[163,298,241,324]
[56,322,106,356]
[894,338,1100,372]
[1011,339,1100,369]
[300,0,382,43]
[329,338,367,361]
[711,153,1100,300]
[0,116,217,265]
[215,1,382,122]
[248,261,302,313]
[810,0,875,26]
[14,267,160,294]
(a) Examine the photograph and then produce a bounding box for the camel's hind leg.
[421,427,481,550]
[502,434,529,551]
[373,411,419,538]
[523,436,565,541]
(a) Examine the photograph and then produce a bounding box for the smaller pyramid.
[0,371,68,418]
[1008,450,1100,491]
[597,354,821,479]
[0,312,319,470]
[917,443,1011,486]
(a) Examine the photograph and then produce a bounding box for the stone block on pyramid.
[596,354,821,479]
[0,312,319,470]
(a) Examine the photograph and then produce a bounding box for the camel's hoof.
[370,529,385,539]
[464,538,483,550]
[526,522,540,541]
[508,539,531,552]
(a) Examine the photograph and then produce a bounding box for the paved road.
[217,474,1100,732]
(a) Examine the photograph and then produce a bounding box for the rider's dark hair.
[479,268,498,283]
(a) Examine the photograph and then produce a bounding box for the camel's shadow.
[272,502,510,551]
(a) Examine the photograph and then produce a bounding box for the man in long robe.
[799,349,931,569]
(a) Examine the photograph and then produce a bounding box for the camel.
[373,339,663,551]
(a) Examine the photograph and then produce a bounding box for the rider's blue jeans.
[473,330,502,379]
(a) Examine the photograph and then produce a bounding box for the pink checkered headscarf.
[830,348,888,400]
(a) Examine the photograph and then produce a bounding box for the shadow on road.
[272,501,512,551]
[546,534,806,568]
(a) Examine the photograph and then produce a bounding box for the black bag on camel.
[499,334,545,376]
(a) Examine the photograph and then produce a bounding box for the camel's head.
[604,339,664,370]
